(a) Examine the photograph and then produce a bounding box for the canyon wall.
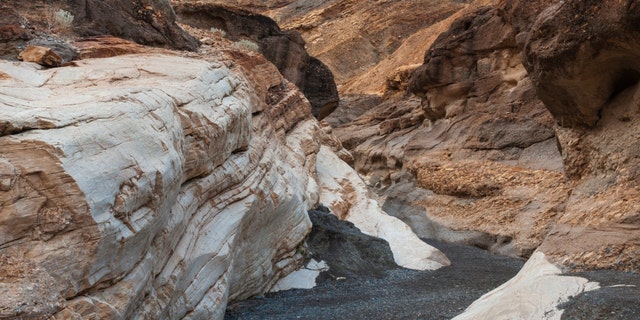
[173,2,339,120]
[0,3,448,318]
[0,48,319,319]
[517,0,640,271]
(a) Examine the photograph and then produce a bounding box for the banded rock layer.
[0,43,446,318]
[0,52,315,319]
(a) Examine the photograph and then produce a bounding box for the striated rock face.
[0,50,317,319]
[174,2,339,120]
[328,5,564,258]
[0,36,448,319]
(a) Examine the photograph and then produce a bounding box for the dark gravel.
[560,269,640,319]
[225,240,525,320]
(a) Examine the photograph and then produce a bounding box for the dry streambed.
[225,239,524,319]
[226,236,640,319]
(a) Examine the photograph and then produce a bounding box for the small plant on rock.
[209,27,227,37]
[233,39,260,53]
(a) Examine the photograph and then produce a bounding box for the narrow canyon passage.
[3,0,640,318]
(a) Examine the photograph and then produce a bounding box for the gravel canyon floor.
[226,239,640,319]
[225,240,526,320]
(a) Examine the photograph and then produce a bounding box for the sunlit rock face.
[0,50,321,319]
[0,39,448,318]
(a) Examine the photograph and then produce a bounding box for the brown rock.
[174,2,339,119]
[487,0,640,271]
[18,45,62,67]
[74,36,149,59]
[327,4,563,258]
[0,6,31,59]
[520,0,640,128]
[69,0,199,51]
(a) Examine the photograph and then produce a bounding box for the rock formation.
[0,48,312,319]
[323,3,564,258]
[70,0,199,50]
[422,0,640,317]
[207,0,469,86]
[173,2,339,119]
[514,0,640,272]
[0,0,197,52]
[0,3,449,319]
[0,43,446,318]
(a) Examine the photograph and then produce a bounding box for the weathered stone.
[28,40,79,64]
[0,5,31,59]
[0,39,448,319]
[18,45,62,67]
[0,52,316,319]
[325,6,563,259]
[73,36,148,59]
[174,3,339,120]
[520,0,640,128]
[306,207,397,278]
[69,0,199,50]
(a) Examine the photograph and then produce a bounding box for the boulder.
[306,207,397,278]
[18,45,62,67]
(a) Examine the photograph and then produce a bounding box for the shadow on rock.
[307,206,398,280]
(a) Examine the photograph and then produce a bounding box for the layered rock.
[327,4,564,257]
[512,0,640,271]
[0,33,448,319]
[0,0,197,52]
[0,50,315,319]
[173,2,339,119]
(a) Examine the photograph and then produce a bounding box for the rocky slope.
[0,3,448,320]
[315,1,562,259]
[202,0,470,86]
[173,2,339,119]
